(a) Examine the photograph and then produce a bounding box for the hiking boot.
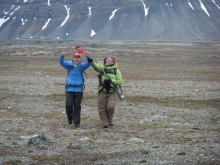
[75,125,80,128]
[68,119,72,125]
[109,123,114,126]
[103,125,109,128]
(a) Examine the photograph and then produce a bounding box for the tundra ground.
[0,40,220,164]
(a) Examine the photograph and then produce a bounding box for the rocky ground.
[0,39,220,165]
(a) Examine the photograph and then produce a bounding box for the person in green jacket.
[88,56,122,128]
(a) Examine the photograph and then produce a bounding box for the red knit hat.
[73,53,80,58]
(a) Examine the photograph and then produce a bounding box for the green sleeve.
[90,61,103,73]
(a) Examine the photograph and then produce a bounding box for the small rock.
[177,152,186,156]
[25,134,50,146]
[15,118,22,122]
[158,112,168,116]
[128,138,145,143]
[79,137,91,141]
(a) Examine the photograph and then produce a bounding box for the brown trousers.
[98,91,116,126]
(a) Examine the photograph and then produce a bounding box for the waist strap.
[66,85,83,89]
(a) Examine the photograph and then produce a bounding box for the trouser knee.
[107,101,115,111]
[107,104,114,110]
[66,99,73,107]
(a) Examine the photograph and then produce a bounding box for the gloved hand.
[88,58,93,63]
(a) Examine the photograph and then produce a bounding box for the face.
[73,56,80,65]
[106,57,114,65]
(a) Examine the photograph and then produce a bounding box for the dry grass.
[125,95,220,110]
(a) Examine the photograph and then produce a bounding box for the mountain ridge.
[0,0,220,41]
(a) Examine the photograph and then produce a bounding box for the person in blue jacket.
[59,49,91,128]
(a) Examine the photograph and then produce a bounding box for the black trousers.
[65,92,82,126]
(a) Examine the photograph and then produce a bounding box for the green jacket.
[91,61,122,92]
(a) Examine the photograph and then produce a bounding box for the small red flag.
[75,46,81,50]
[77,50,84,54]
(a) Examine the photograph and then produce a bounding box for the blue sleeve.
[59,55,69,69]
[86,55,91,60]
[81,55,91,71]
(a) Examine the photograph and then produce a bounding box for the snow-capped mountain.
[0,0,220,41]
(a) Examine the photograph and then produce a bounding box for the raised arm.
[59,49,69,69]
[81,49,91,71]
[90,61,103,73]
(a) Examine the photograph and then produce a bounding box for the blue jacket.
[59,55,91,92]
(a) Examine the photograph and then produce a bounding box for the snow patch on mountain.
[10,6,20,16]
[0,17,10,28]
[212,0,220,9]
[88,7,92,16]
[140,0,150,17]
[48,0,50,6]
[10,5,15,10]
[91,30,96,37]
[21,18,27,25]
[188,0,194,10]
[42,18,51,30]
[60,5,70,27]
[198,0,210,17]
[109,8,120,20]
